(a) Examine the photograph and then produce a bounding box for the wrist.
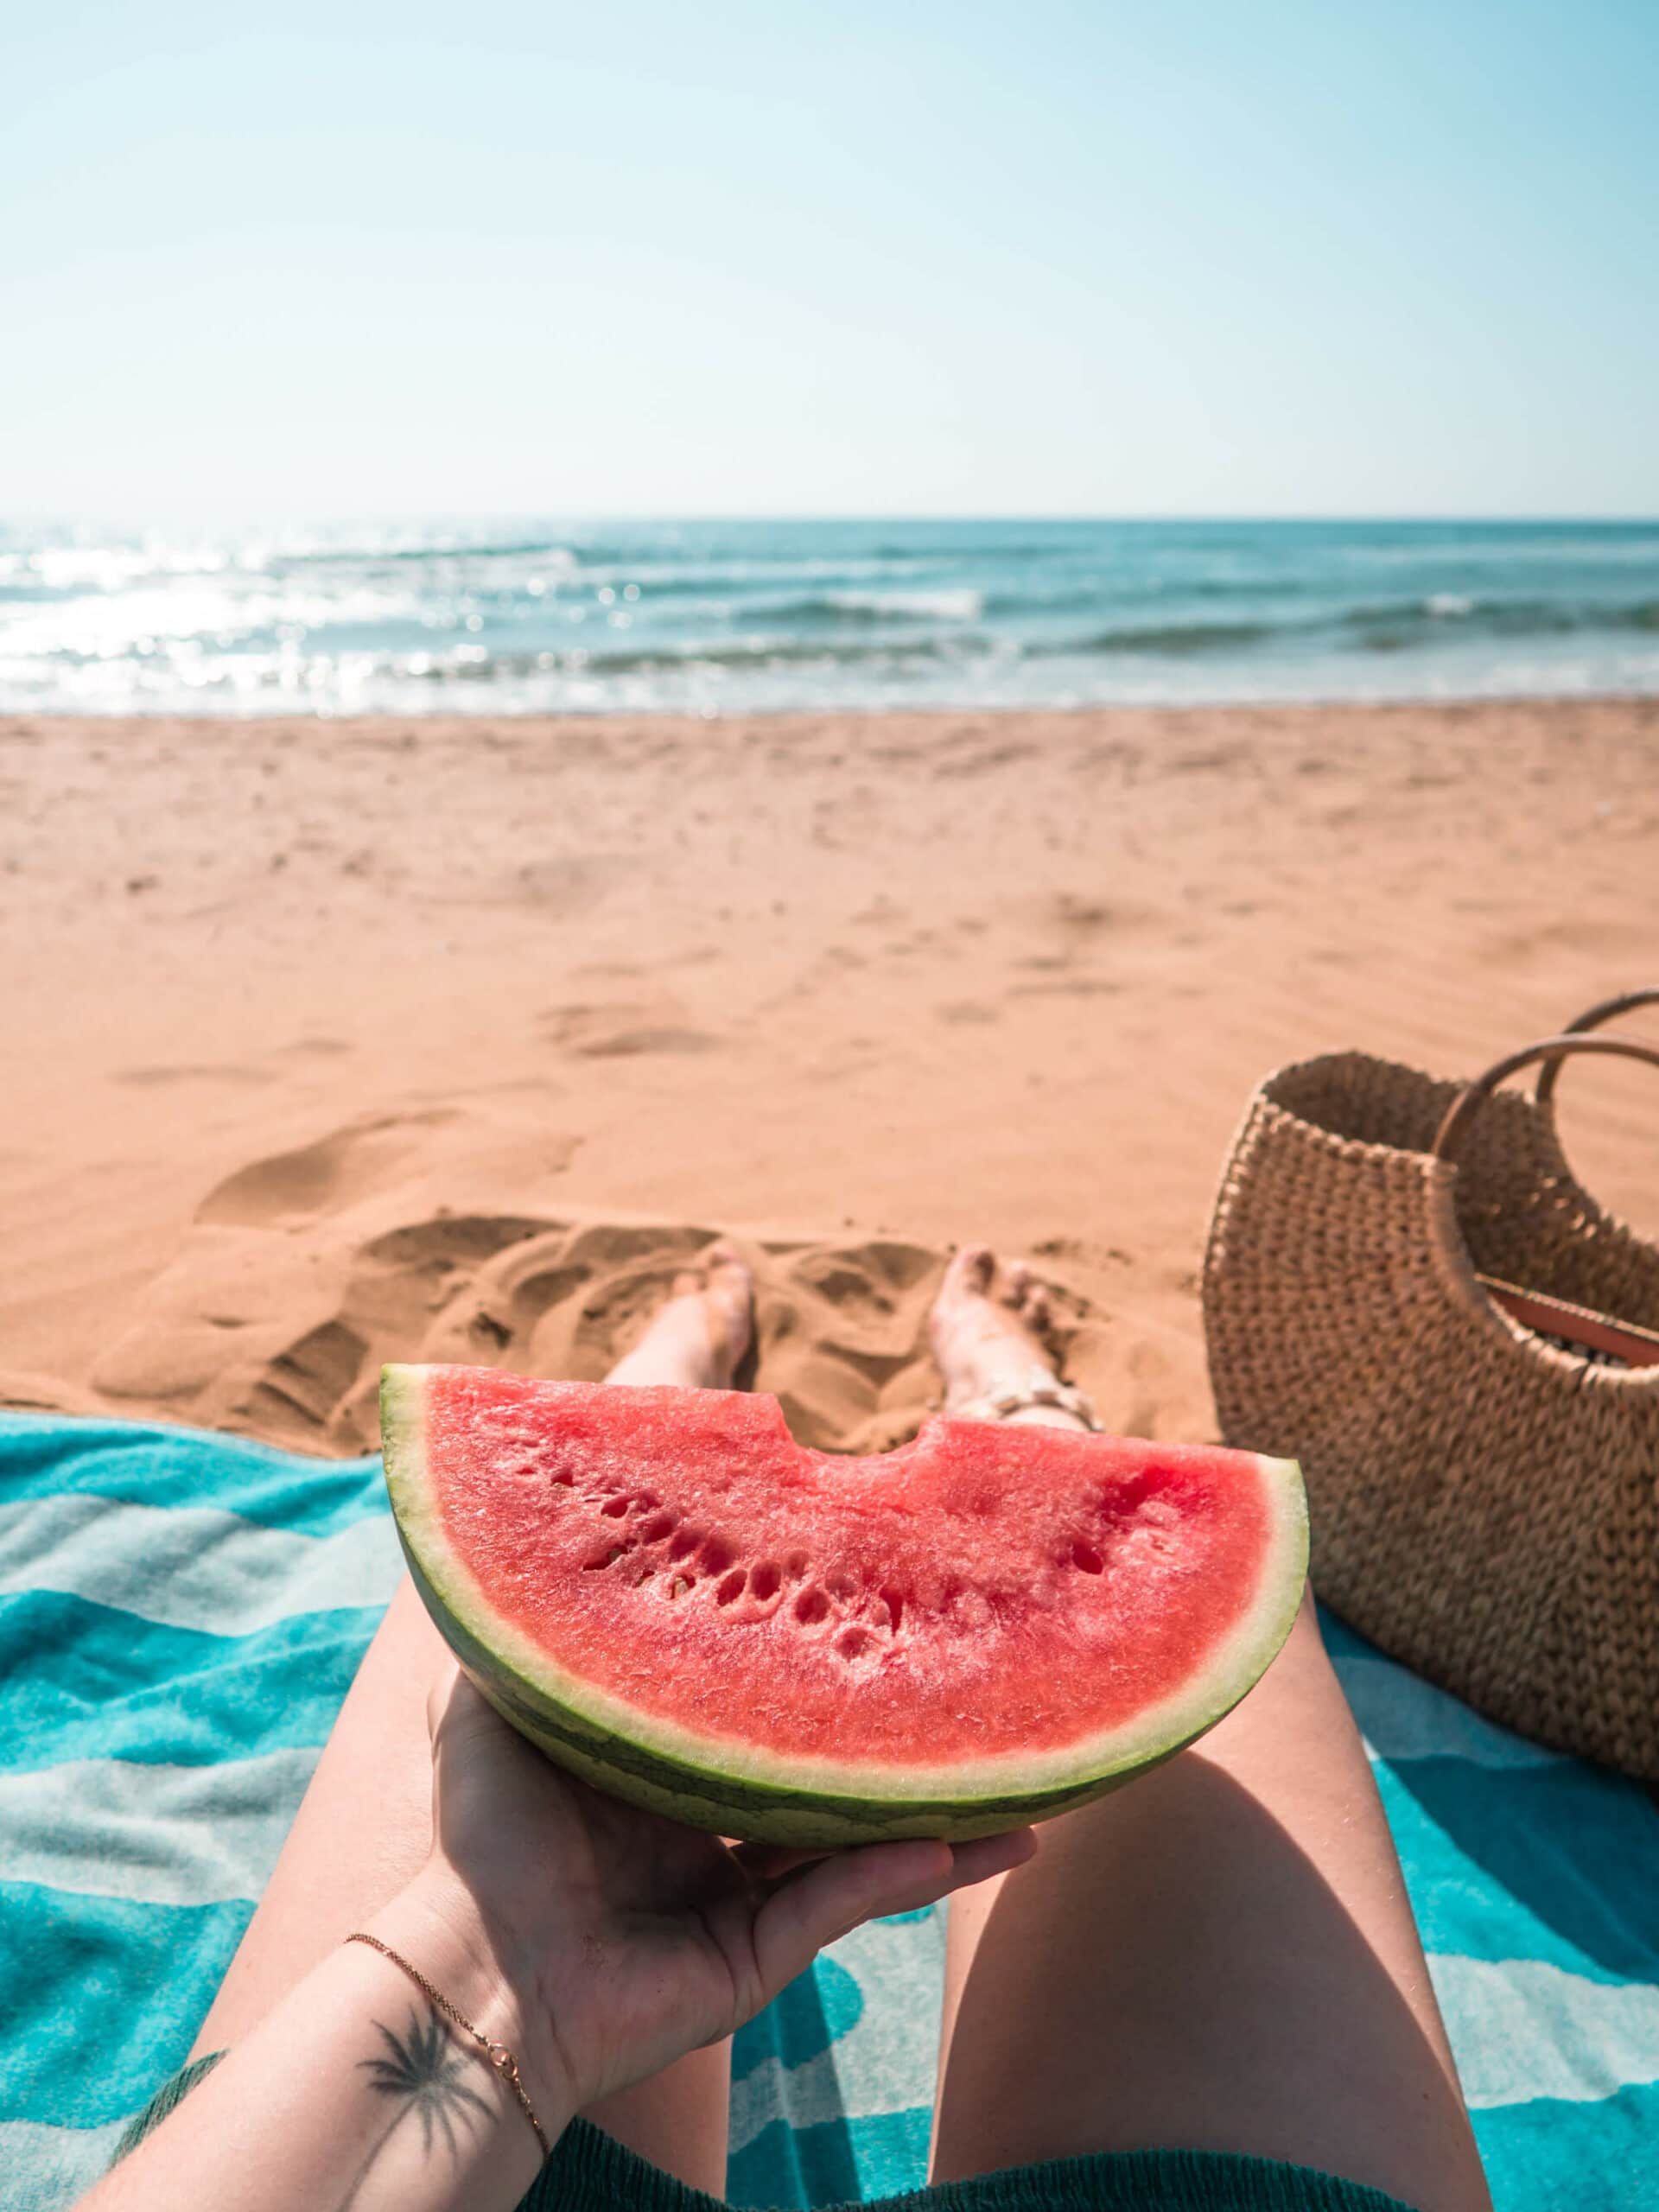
[366,1863,576,2147]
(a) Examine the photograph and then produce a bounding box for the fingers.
[752,1827,1040,2002]
[730,1841,819,1882]
[425,1663,535,1775]
[753,1839,949,1997]
[942,1827,1039,1889]
[735,1826,1038,1893]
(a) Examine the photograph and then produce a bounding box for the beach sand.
[3,698,1656,1455]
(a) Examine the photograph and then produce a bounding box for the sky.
[3,0,1656,521]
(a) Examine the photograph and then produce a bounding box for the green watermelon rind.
[380,1363,1308,1847]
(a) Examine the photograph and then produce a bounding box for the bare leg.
[926,1249,1490,2212]
[191,1244,757,2196]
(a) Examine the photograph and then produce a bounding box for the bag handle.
[1535,988,1659,1108]
[1431,1035,1659,1369]
[1434,1034,1659,1165]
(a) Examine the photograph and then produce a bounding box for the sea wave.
[868,537,1073,563]
[1338,595,1659,649]
[1058,620,1277,656]
[508,632,1001,677]
[278,537,588,569]
[754,588,985,626]
[5,518,1659,714]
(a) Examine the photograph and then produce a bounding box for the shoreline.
[5,685,1659,727]
[4,697,1656,1452]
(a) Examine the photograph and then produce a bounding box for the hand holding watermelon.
[420,1662,1037,2115]
[376,1240,1305,2114]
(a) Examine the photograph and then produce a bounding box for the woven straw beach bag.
[1202,989,1659,1779]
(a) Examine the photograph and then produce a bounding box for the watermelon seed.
[582,1544,630,1570]
[748,1562,781,1605]
[880,1587,905,1633]
[714,1568,747,1605]
[793,1586,830,1625]
[669,1577,692,1599]
[1071,1541,1104,1575]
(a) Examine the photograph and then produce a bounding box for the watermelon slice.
[382,1364,1306,1845]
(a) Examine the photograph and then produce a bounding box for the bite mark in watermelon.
[381,1364,1306,1845]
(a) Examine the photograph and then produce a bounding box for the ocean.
[3,518,1657,717]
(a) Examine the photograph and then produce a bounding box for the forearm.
[83,1868,570,2212]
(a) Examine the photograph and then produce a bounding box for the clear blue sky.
[4,0,1655,519]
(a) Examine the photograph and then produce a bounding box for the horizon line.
[8,511,1659,531]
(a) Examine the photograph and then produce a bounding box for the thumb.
[752,1827,1037,2002]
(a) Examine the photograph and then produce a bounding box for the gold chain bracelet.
[345,1930,552,2162]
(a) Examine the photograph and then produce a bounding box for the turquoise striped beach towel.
[3,1411,1656,2210]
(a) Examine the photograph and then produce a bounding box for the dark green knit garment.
[113,2052,1419,2212]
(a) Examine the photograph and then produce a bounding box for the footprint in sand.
[539,1001,721,1058]
[421,1221,722,1382]
[112,1064,276,1088]
[197,1111,459,1228]
[1007,977,1124,999]
[79,1108,1120,1461]
[276,1036,354,1058]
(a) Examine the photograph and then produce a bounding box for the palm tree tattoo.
[334,2004,497,2209]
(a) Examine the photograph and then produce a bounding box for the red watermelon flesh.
[382,1363,1306,1844]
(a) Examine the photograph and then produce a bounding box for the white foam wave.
[823,588,983,621]
[0,582,419,658]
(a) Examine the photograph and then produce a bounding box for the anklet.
[950,1382,1101,1429]
[345,1930,551,2160]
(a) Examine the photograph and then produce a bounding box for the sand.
[3,698,1656,1456]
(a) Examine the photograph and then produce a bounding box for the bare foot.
[604,1243,754,1391]
[928,1246,1090,1432]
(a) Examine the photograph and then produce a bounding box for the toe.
[1003,1261,1031,1309]
[702,1243,752,1303]
[703,1243,753,1321]
[951,1244,995,1298]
